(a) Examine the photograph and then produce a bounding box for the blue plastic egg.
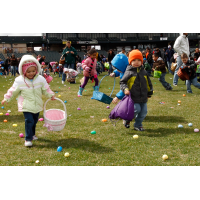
[57,146,62,152]
[64,101,67,103]
[1,106,4,109]
[178,124,183,128]
[188,123,193,127]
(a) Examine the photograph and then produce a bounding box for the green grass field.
[0,72,200,166]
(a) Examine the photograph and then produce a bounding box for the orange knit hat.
[128,50,143,64]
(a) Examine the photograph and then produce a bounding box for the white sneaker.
[25,141,32,147]
[33,135,38,140]
[62,81,64,84]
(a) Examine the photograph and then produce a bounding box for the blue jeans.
[23,112,40,141]
[159,72,169,88]
[11,66,17,76]
[134,103,147,128]
[62,63,75,82]
[186,77,200,93]
[59,72,63,77]
[173,56,182,85]
[167,61,173,74]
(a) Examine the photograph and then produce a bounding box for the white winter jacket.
[173,33,190,57]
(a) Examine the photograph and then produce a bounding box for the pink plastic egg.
[5,113,9,116]
[39,118,44,121]
[194,129,199,132]
[77,107,81,110]
[19,133,24,138]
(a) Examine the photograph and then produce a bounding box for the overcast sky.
[0,33,42,36]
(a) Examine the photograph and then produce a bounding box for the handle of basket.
[98,74,116,97]
[44,97,67,117]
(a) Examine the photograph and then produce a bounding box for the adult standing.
[107,49,115,74]
[119,47,127,56]
[173,33,189,86]
[165,45,175,74]
[10,54,18,77]
[194,48,200,59]
[155,48,162,58]
[61,41,77,84]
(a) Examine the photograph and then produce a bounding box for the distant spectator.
[107,49,115,74]
[194,48,200,59]
[145,47,153,68]
[119,47,127,56]
[76,55,82,63]
[4,56,10,75]
[165,45,175,74]
[10,54,18,77]
[39,56,46,64]
[155,48,162,58]
[16,58,21,75]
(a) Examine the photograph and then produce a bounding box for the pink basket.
[43,98,67,131]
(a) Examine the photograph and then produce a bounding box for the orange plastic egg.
[4,119,7,123]
[102,119,107,122]
[183,94,186,97]
[178,100,181,103]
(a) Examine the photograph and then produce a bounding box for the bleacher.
[0,53,6,61]
[7,52,33,58]
[34,51,62,63]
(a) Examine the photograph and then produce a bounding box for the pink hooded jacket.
[82,57,97,77]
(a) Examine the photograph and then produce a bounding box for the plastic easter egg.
[178,100,181,103]
[64,101,67,103]
[194,129,199,132]
[178,124,183,128]
[90,116,94,118]
[7,110,11,113]
[4,119,7,123]
[177,104,180,106]
[19,133,24,138]
[188,123,193,127]
[5,113,9,116]
[35,160,39,164]
[1,106,4,109]
[162,154,168,160]
[183,94,186,97]
[12,124,17,127]
[0,113,3,115]
[57,146,62,152]
[58,95,61,97]
[64,152,70,157]
[77,107,81,110]
[133,135,139,139]
[106,106,110,109]
[78,95,81,97]
[102,119,107,122]
[55,91,58,93]
[85,90,87,91]
[91,131,96,134]
[69,87,70,89]
[39,118,43,121]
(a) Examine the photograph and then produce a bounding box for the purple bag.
[109,95,134,125]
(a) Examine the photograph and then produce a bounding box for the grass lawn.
[0,72,200,166]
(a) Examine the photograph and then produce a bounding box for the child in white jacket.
[1,55,55,147]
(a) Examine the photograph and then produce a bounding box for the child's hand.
[1,100,6,105]
[112,97,119,104]
[188,66,190,68]
[85,67,91,72]
[109,73,115,77]
[51,96,56,100]
[152,68,155,71]
[124,89,130,95]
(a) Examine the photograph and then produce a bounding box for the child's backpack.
[177,66,190,81]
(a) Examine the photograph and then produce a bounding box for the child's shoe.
[32,135,38,140]
[134,127,145,131]
[123,120,130,128]
[77,87,84,96]
[25,141,32,147]
[62,81,64,84]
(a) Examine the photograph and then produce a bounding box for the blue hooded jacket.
[111,54,129,99]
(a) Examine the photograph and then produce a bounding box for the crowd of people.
[1,33,200,147]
